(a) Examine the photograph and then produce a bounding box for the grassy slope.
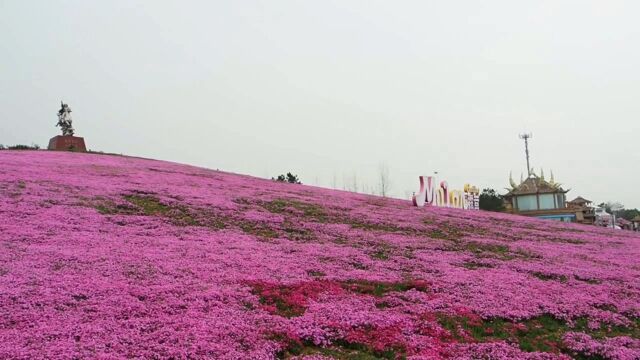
[0,151,639,359]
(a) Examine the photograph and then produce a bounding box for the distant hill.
[1,151,638,359]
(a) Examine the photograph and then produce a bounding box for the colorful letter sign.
[412,176,479,210]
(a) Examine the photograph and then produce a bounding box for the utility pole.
[519,133,533,177]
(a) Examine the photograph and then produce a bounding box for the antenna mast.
[519,133,533,177]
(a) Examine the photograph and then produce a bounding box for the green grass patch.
[426,228,449,240]
[307,270,326,277]
[233,197,252,206]
[574,275,601,284]
[124,194,201,226]
[438,313,566,353]
[574,316,640,340]
[350,262,368,270]
[543,237,587,245]
[93,199,138,215]
[375,301,392,309]
[369,247,391,261]
[463,241,514,260]
[512,248,543,259]
[254,292,304,318]
[282,221,316,242]
[275,336,403,360]
[592,304,617,313]
[92,194,229,228]
[437,313,640,355]
[445,240,540,261]
[260,198,329,222]
[424,221,464,241]
[259,198,423,239]
[402,248,415,259]
[123,194,171,216]
[530,272,569,282]
[333,237,349,245]
[239,221,279,240]
[347,218,421,235]
[341,280,428,297]
[461,261,495,270]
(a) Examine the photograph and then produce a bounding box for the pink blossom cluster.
[0,150,639,359]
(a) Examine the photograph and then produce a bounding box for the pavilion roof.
[505,175,567,197]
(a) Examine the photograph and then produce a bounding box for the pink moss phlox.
[1,151,639,358]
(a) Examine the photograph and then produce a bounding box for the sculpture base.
[47,136,87,152]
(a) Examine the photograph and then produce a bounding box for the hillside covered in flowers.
[1,151,639,359]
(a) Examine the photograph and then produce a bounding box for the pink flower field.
[1,151,639,360]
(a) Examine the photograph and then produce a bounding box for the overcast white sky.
[1,1,638,208]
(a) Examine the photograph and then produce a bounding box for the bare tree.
[343,172,359,192]
[377,162,392,197]
[598,201,625,214]
[361,183,375,195]
[350,173,359,193]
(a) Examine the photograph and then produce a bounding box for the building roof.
[632,215,640,222]
[568,196,592,205]
[617,218,631,226]
[505,175,567,197]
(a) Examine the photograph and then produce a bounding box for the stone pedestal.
[47,135,87,152]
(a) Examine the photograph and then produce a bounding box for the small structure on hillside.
[594,207,613,227]
[617,218,633,231]
[631,215,640,231]
[48,101,87,152]
[567,196,596,224]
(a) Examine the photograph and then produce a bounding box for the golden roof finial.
[509,171,517,189]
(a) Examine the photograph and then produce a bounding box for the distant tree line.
[0,144,40,150]
[598,201,640,221]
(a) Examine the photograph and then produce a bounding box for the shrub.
[273,172,302,184]
[479,188,505,212]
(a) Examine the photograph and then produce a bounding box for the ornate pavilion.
[503,170,592,223]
